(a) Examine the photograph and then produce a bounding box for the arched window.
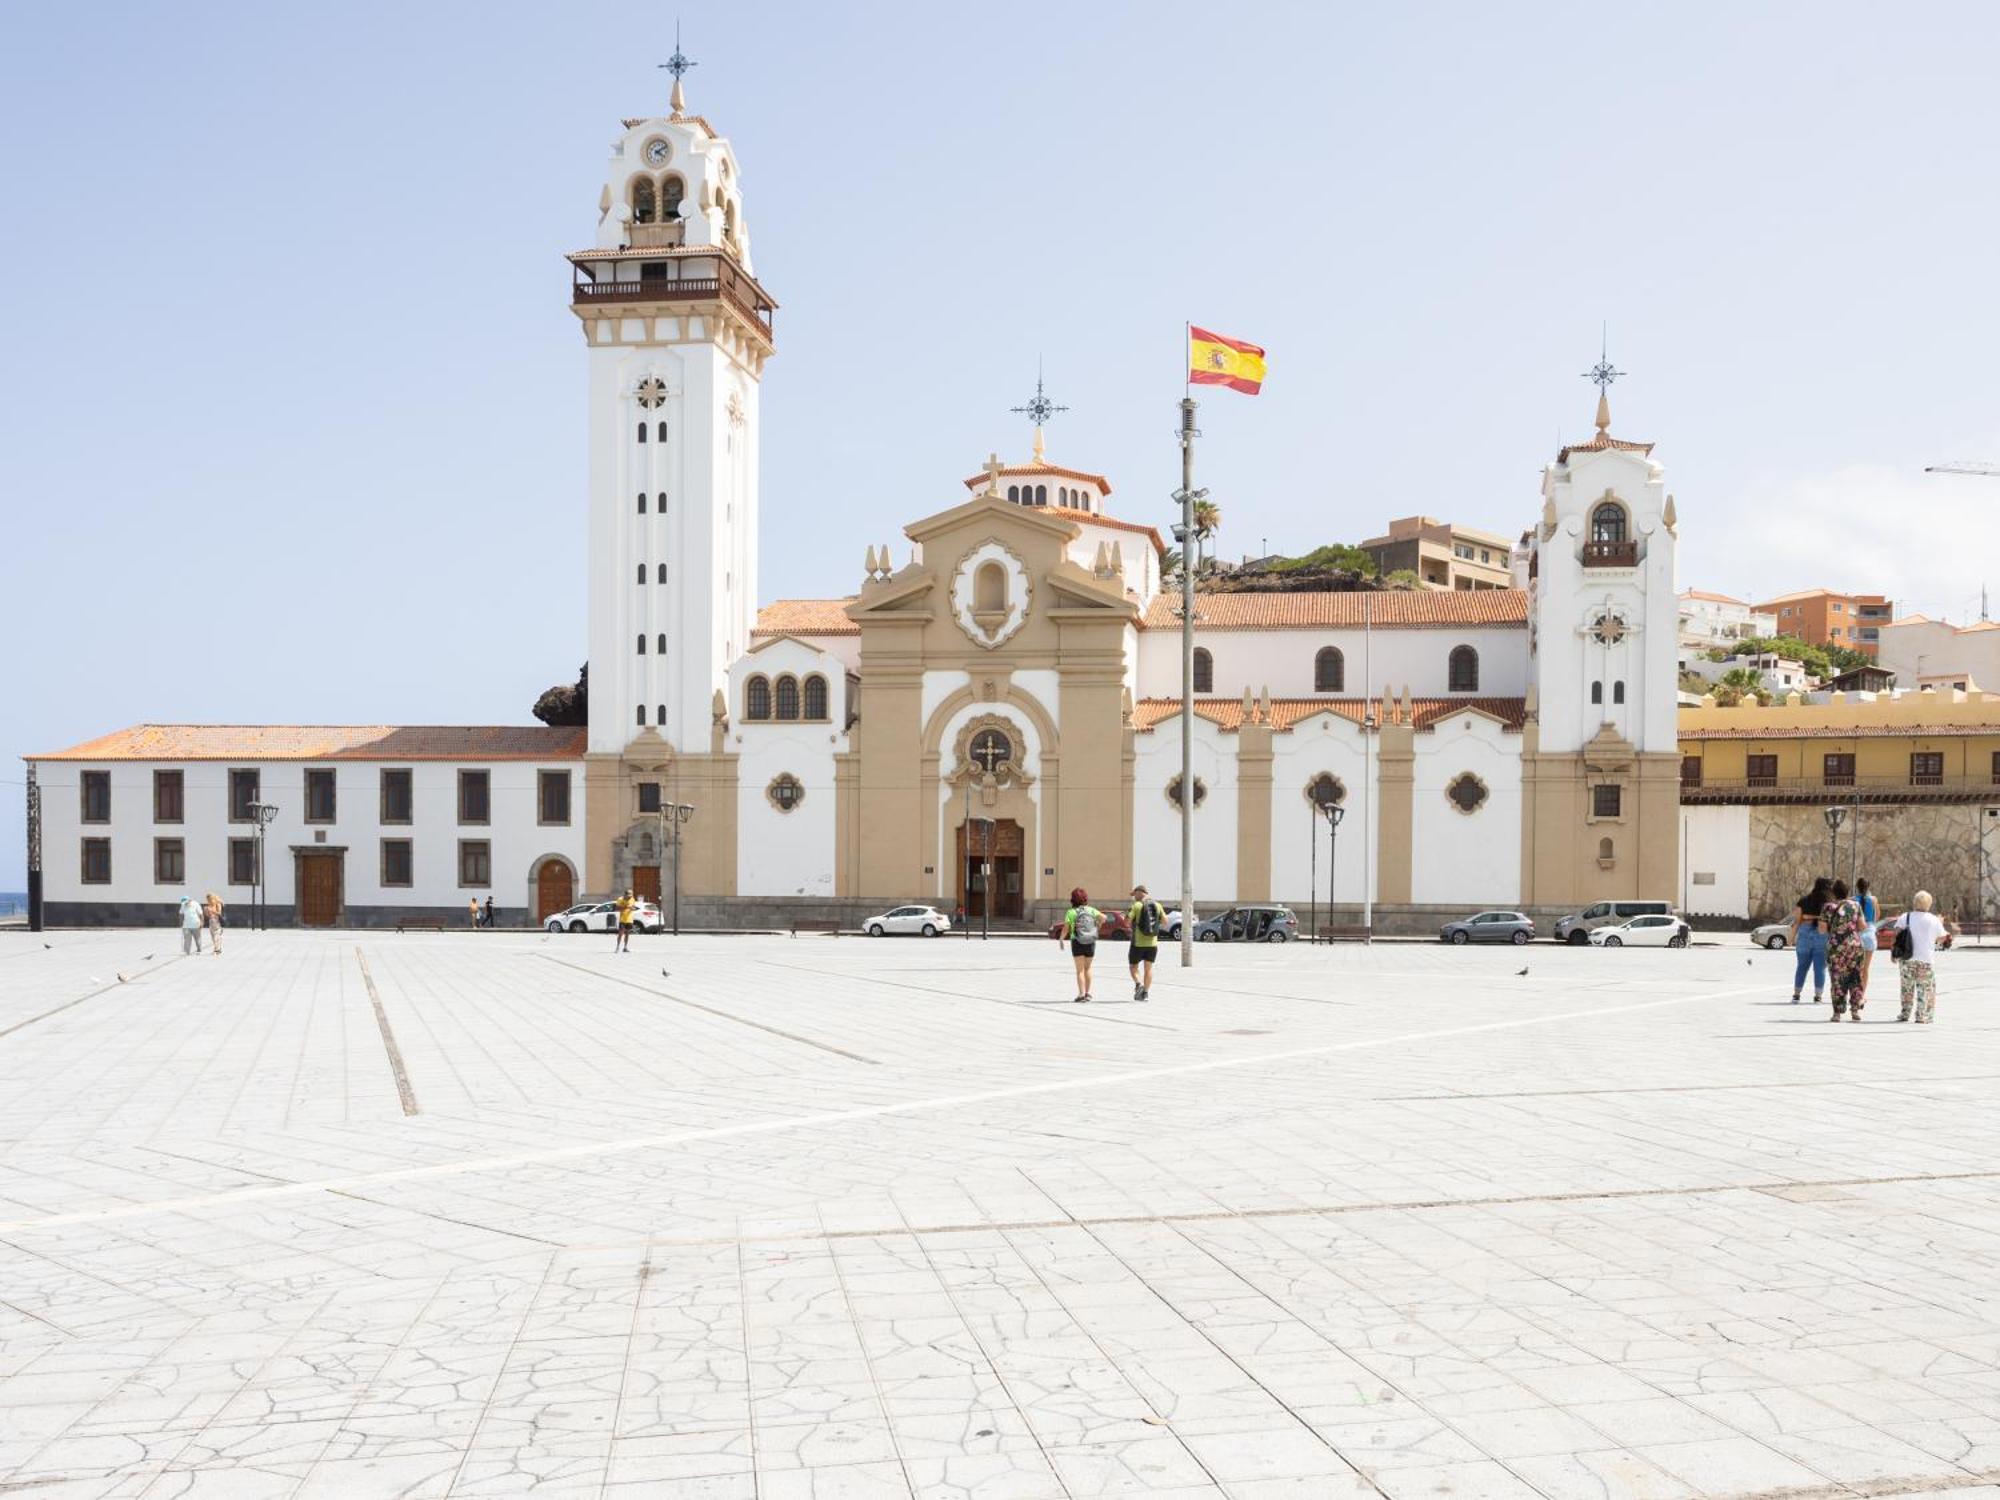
[636,634,647,655]
[660,175,685,219]
[656,632,667,654]
[745,676,771,720]
[1035,484,1047,506]
[803,674,828,721]
[636,423,647,443]
[656,704,666,726]
[723,199,739,248]
[636,563,647,585]
[974,560,1007,614]
[1448,645,1479,692]
[1590,502,1628,544]
[1590,681,1603,704]
[1314,647,1344,693]
[635,704,645,726]
[775,675,800,720]
[1613,680,1626,704]
[1007,484,1019,503]
[657,421,667,442]
[631,176,657,224]
[1598,836,1615,862]
[637,492,648,514]
[656,564,666,583]
[1193,648,1214,693]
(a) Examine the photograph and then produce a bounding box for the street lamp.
[1322,801,1347,938]
[661,802,694,935]
[1308,775,1341,943]
[1822,805,1846,878]
[249,801,279,930]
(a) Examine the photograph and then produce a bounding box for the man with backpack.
[1127,884,1162,1001]
[1060,887,1103,1003]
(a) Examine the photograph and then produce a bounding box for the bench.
[1316,924,1373,943]
[395,921,448,933]
[791,919,843,937]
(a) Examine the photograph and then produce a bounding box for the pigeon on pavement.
[1516,966,1530,977]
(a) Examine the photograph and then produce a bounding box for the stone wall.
[1747,802,1988,922]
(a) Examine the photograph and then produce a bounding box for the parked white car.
[545,899,662,935]
[863,904,952,937]
[1749,921,1795,950]
[1587,913,1692,948]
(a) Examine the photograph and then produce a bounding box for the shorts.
[1070,941,1096,959]
[1129,942,1158,965]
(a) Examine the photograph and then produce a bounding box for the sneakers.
[1791,993,1801,1004]
[1139,986,1150,1002]
[1073,994,1090,1004]
[1133,981,1145,1001]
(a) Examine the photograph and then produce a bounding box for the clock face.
[643,139,670,166]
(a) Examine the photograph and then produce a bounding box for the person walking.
[468,897,480,930]
[1823,879,1868,1022]
[1127,884,1162,1001]
[203,891,225,955]
[614,889,636,953]
[1891,890,1959,1024]
[1060,887,1103,1003]
[1854,876,1879,999]
[482,895,496,930]
[1790,876,1831,1004]
[179,894,205,955]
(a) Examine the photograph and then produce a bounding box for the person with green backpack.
[1060,887,1104,1003]
[1127,884,1162,1001]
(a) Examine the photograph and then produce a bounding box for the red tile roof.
[1680,589,1751,606]
[1139,590,1527,631]
[1079,513,1169,555]
[962,462,1113,495]
[1134,698,1527,733]
[1557,433,1655,461]
[30,725,586,762]
[754,598,861,637]
[1678,721,1998,741]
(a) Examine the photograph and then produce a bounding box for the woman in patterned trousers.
[1822,880,1868,1022]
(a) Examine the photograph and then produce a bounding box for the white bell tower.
[572,59,775,757]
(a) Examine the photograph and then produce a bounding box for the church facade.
[24,83,1682,929]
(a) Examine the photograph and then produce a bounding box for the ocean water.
[0,892,27,918]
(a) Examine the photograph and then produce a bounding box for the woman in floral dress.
[1823,878,1868,1022]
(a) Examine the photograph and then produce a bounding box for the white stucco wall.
[1132,717,1238,905]
[1135,626,1528,701]
[1679,804,1751,918]
[1409,713,1522,907]
[33,759,585,914]
[1268,712,1374,907]
[727,640,847,896]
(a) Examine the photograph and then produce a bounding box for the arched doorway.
[533,857,575,922]
[958,819,1025,921]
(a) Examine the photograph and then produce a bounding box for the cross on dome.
[1581,327,1625,436]
[658,23,696,116]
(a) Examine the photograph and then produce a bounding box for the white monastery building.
[25,78,1682,929]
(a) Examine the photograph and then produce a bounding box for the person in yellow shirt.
[614,890,636,952]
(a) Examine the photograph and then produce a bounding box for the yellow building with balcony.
[1676,689,2000,922]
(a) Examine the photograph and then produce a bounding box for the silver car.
[1439,911,1536,945]
[1749,921,1794,950]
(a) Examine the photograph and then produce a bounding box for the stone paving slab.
[0,929,1997,1497]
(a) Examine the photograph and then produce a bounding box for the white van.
[1553,899,1674,945]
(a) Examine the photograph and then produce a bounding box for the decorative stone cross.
[981,453,1005,498]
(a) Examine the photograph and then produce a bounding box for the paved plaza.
[1,930,1999,1499]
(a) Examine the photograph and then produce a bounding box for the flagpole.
[1363,591,1374,942]
[1178,388,1197,969]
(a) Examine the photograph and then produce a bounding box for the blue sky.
[4,2,1999,885]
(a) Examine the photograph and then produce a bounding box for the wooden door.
[535,861,573,921]
[298,855,341,927]
[631,865,661,903]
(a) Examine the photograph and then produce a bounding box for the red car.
[1048,909,1133,941]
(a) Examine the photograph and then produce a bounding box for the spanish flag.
[1189,325,1266,395]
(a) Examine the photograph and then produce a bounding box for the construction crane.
[1925,462,2000,476]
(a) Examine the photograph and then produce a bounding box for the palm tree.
[1191,498,1221,571]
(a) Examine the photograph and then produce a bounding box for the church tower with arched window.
[1520,384,1682,903]
[572,63,777,898]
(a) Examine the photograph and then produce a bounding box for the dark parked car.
[1439,911,1536,945]
[1193,905,1300,943]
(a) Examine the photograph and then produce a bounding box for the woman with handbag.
[1891,891,1958,1024]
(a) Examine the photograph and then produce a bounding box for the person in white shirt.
[1891,891,1959,1024]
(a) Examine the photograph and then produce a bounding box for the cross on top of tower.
[658,23,696,115]
[1581,327,1624,435]
[1010,363,1068,431]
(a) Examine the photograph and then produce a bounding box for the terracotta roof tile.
[1134,697,1527,733]
[29,725,585,762]
[1077,513,1169,555]
[1138,590,1527,631]
[1678,721,1997,741]
[1557,433,1656,461]
[1680,589,1751,606]
[754,598,861,637]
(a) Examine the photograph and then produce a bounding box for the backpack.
[1135,900,1160,938]
[1071,907,1099,943]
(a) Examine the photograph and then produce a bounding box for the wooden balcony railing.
[571,263,776,331]
[1581,540,1639,567]
[1679,772,2000,803]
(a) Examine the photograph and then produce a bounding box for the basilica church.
[25,79,1681,929]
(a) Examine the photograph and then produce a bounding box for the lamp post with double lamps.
[249,801,280,930]
[660,802,695,936]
